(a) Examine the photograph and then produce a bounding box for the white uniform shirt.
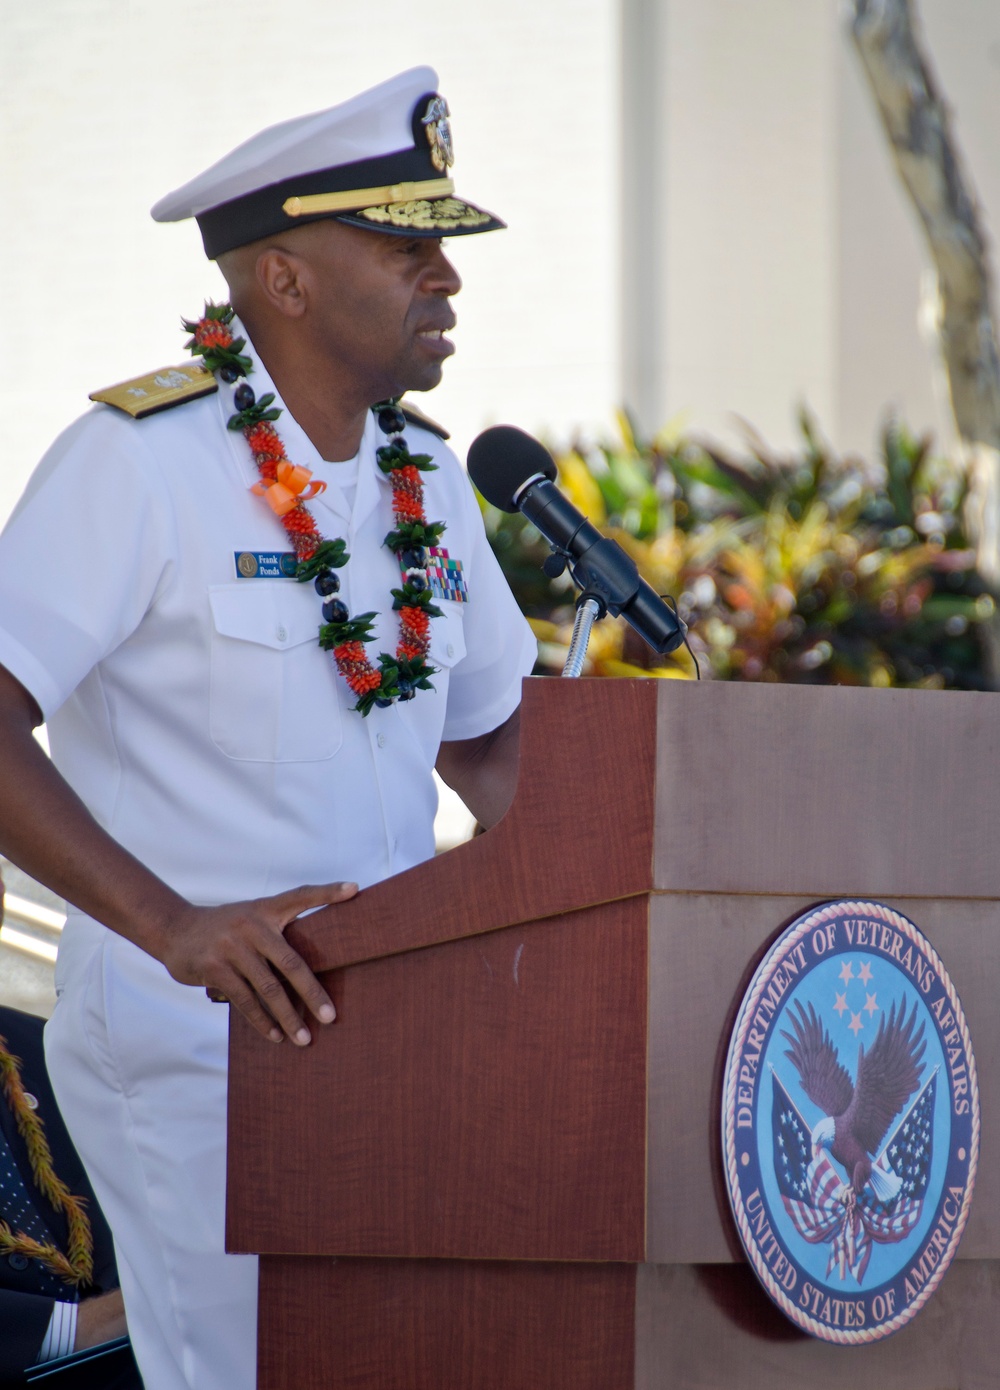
[0,351,536,906]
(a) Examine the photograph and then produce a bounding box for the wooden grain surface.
[258,1253,999,1389]
[232,887,1000,1265]
[653,682,1000,897]
[635,1259,1000,1388]
[645,893,1000,1263]
[258,1256,637,1390]
[228,680,1000,1385]
[229,899,648,1262]
[287,676,658,974]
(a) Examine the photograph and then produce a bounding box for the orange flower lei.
[184,304,444,715]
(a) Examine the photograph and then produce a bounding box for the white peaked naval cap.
[151,67,504,259]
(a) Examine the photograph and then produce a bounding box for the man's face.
[292,220,463,402]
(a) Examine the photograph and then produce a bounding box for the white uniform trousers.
[44,919,258,1390]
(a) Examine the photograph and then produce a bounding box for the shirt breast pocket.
[208,584,343,762]
[429,600,467,673]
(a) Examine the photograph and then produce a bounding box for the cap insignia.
[420,95,454,173]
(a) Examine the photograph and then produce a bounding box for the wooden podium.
[226,678,1000,1389]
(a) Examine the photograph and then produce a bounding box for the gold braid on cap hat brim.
[357,198,492,231]
[283,183,492,231]
[283,178,455,216]
[0,1036,94,1287]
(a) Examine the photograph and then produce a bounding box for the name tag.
[426,547,469,603]
[234,551,298,579]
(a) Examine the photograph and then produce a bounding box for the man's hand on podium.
[0,654,359,1051]
[161,882,359,1046]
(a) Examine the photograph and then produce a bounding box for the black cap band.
[197,145,434,258]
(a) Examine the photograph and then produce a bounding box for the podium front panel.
[259,1257,636,1390]
[229,899,648,1262]
[652,683,1000,899]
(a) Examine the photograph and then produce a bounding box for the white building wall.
[667,0,837,447]
[621,0,840,446]
[620,0,1000,459]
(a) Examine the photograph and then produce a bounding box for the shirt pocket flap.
[207,583,340,762]
[209,584,318,651]
[430,601,467,669]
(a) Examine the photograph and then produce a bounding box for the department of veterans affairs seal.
[722,900,978,1343]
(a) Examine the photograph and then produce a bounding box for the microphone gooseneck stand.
[562,596,604,678]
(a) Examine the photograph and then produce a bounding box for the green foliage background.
[478,412,996,688]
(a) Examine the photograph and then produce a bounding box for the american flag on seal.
[771,1069,935,1283]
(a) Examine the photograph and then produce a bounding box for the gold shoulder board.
[90,364,217,419]
[400,398,450,440]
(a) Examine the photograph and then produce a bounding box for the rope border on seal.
[722,899,979,1344]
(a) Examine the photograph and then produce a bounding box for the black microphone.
[467,425,686,656]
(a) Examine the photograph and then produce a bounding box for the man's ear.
[255,246,308,319]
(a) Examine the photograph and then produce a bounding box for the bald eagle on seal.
[781,997,926,1207]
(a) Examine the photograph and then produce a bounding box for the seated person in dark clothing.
[0,873,141,1387]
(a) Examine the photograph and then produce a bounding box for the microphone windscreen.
[467,425,557,512]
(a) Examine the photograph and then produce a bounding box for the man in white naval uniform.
[0,68,536,1390]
